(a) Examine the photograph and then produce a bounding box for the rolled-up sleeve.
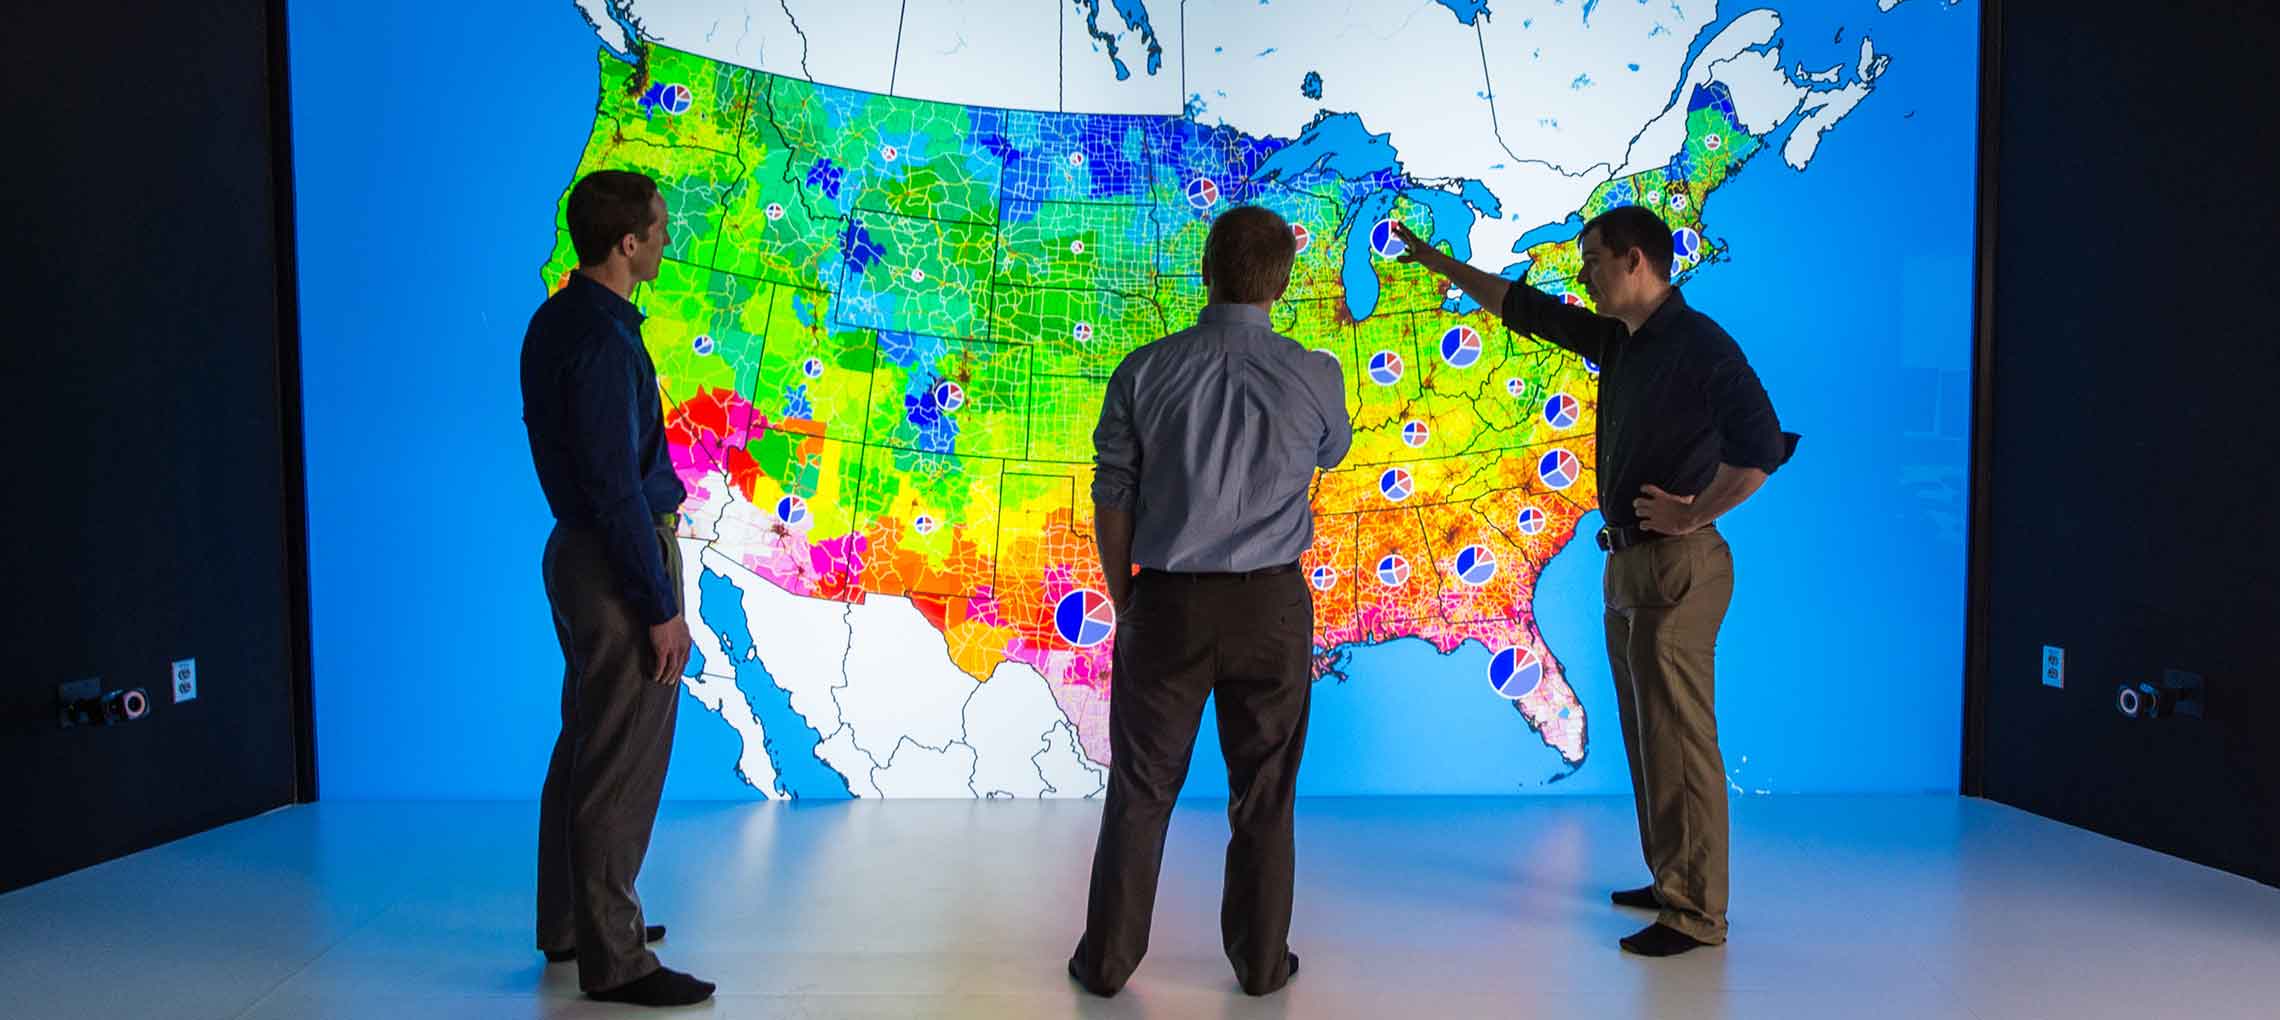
[1707,353,1793,473]
[1090,362,1140,510]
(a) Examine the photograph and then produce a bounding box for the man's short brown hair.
[1581,203,1676,280]
[1202,205,1296,305]
[566,169,662,267]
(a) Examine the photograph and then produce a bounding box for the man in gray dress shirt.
[1067,206,1353,998]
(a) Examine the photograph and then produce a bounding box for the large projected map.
[528,0,1951,799]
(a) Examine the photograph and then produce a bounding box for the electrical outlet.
[2041,646,2065,688]
[172,658,197,703]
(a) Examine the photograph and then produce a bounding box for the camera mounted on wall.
[58,677,151,728]
[2115,670,2204,720]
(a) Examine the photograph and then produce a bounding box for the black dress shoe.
[543,924,667,963]
[1610,885,1660,909]
[1238,952,1301,996]
[588,965,714,1007]
[1619,922,1713,957]
[1067,956,1118,998]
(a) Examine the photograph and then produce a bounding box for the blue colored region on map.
[696,570,852,799]
[1072,0,1163,81]
[1458,179,1503,220]
[805,158,844,199]
[840,218,884,274]
[902,379,961,453]
[1434,0,1492,26]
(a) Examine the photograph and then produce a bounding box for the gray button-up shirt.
[1090,303,1353,572]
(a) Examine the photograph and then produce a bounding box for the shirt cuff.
[1090,477,1137,512]
[1720,431,1800,474]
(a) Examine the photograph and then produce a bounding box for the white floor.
[3,797,2275,1019]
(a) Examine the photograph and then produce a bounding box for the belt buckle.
[1594,526,1615,552]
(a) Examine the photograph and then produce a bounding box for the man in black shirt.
[520,169,713,1006]
[1393,208,1794,957]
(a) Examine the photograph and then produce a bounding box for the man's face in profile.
[1577,229,1621,310]
[633,193,670,283]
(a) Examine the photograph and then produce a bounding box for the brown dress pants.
[1072,566,1314,996]
[535,518,683,991]
[1605,526,1735,944]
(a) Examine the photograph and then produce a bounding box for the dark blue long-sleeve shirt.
[520,272,687,625]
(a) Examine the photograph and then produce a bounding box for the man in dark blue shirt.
[1395,207,1795,958]
[521,169,712,1007]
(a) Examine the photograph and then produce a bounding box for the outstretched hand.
[1389,221,1442,270]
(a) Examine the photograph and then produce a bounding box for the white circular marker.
[1516,506,1546,536]
[1069,151,1085,167]
[1073,322,1094,343]
[1369,218,1406,258]
[882,144,899,162]
[1705,133,1723,151]
[692,333,715,356]
[1669,193,1691,212]
[910,268,926,283]
[914,514,938,535]
[1646,190,1664,206]
[933,381,965,411]
[765,202,785,221]
[802,357,823,379]
[1506,377,1526,397]
[1070,239,1085,255]
[1376,554,1410,588]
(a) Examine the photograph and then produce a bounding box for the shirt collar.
[1197,303,1272,328]
[566,270,646,329]
[1637,287,1688,336]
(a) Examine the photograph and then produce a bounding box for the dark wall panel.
[0,1,305,892]
[1981,0,2280,885]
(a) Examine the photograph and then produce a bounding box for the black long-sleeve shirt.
[520,272,687,624]
[1500,285,1797,529]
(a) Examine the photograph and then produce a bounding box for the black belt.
[1139,562,1300,582]
[1595,523,1670,553]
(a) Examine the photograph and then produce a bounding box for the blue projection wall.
[290,1,1979,799]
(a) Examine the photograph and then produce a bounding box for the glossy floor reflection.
[3,797,2275,1019]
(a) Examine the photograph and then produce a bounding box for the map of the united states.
[545,1,1890,798]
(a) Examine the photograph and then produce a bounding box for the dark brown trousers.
[1072,566,1314,996]
[535,519,682,991]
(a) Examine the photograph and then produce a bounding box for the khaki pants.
[1605,526,1735,943]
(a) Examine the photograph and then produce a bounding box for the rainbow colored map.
[540,1,1897,798]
